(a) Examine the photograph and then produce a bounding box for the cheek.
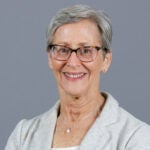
[95,55,105,72]
[49,59,65,73]
[87,59,104,73]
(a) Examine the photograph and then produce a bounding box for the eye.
[81,47,92,55]
[57,46,70,55]
[83,48,91,54]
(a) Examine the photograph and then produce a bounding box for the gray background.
[0,0,150,149]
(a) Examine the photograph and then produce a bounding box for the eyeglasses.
[47,44,105,62]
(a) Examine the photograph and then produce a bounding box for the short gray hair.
[46,4,112,52]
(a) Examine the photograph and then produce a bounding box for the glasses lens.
[51,45,70,60]
[78,47,96,62]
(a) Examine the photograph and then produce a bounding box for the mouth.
[63,72,87,81]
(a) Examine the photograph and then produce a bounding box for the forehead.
[53,19,101,45]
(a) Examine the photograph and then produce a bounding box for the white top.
[51,146,79,150]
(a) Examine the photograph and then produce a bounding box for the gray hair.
[46,4,112,52]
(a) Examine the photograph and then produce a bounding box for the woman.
[5,4,150,150]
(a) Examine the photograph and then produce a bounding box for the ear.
[101,51,112,73]
[47,53,53,69]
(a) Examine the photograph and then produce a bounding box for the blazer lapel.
[42,102,60,149]
[79,93,119,150]
[79,120,111,150]
[24,102,59,150]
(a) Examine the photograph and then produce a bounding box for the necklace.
[57,102,102,134]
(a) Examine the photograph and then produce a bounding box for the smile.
[63,72,86,80]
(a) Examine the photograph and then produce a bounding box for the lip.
[63,72,87,81]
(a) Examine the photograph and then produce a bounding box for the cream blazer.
[5,93,150,150]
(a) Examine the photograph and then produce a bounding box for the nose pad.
[66,52,81,67]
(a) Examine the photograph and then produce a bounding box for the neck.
[59,92,105,122]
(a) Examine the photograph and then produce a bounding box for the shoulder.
[20,103,58,131]
[103,92,150,149]
[103,92,149,126]
[5,102,59,150]
[19,102,59,138]
[118,104,150,149]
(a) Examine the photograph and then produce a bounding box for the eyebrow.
[53,42,98,47]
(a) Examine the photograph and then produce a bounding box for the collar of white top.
[51,146,79,150]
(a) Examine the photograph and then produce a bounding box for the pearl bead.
[66,128,71,133]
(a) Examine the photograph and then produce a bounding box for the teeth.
[65,73,85,78]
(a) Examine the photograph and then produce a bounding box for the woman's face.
[48,19,111,97]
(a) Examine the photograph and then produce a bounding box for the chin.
[64,87,88,98]
[58,79,89,97]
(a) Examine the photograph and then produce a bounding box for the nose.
[66,51,81,67]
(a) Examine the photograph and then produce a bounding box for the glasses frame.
[47,44,106,62]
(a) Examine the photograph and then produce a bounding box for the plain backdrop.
[0,0,150,149]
